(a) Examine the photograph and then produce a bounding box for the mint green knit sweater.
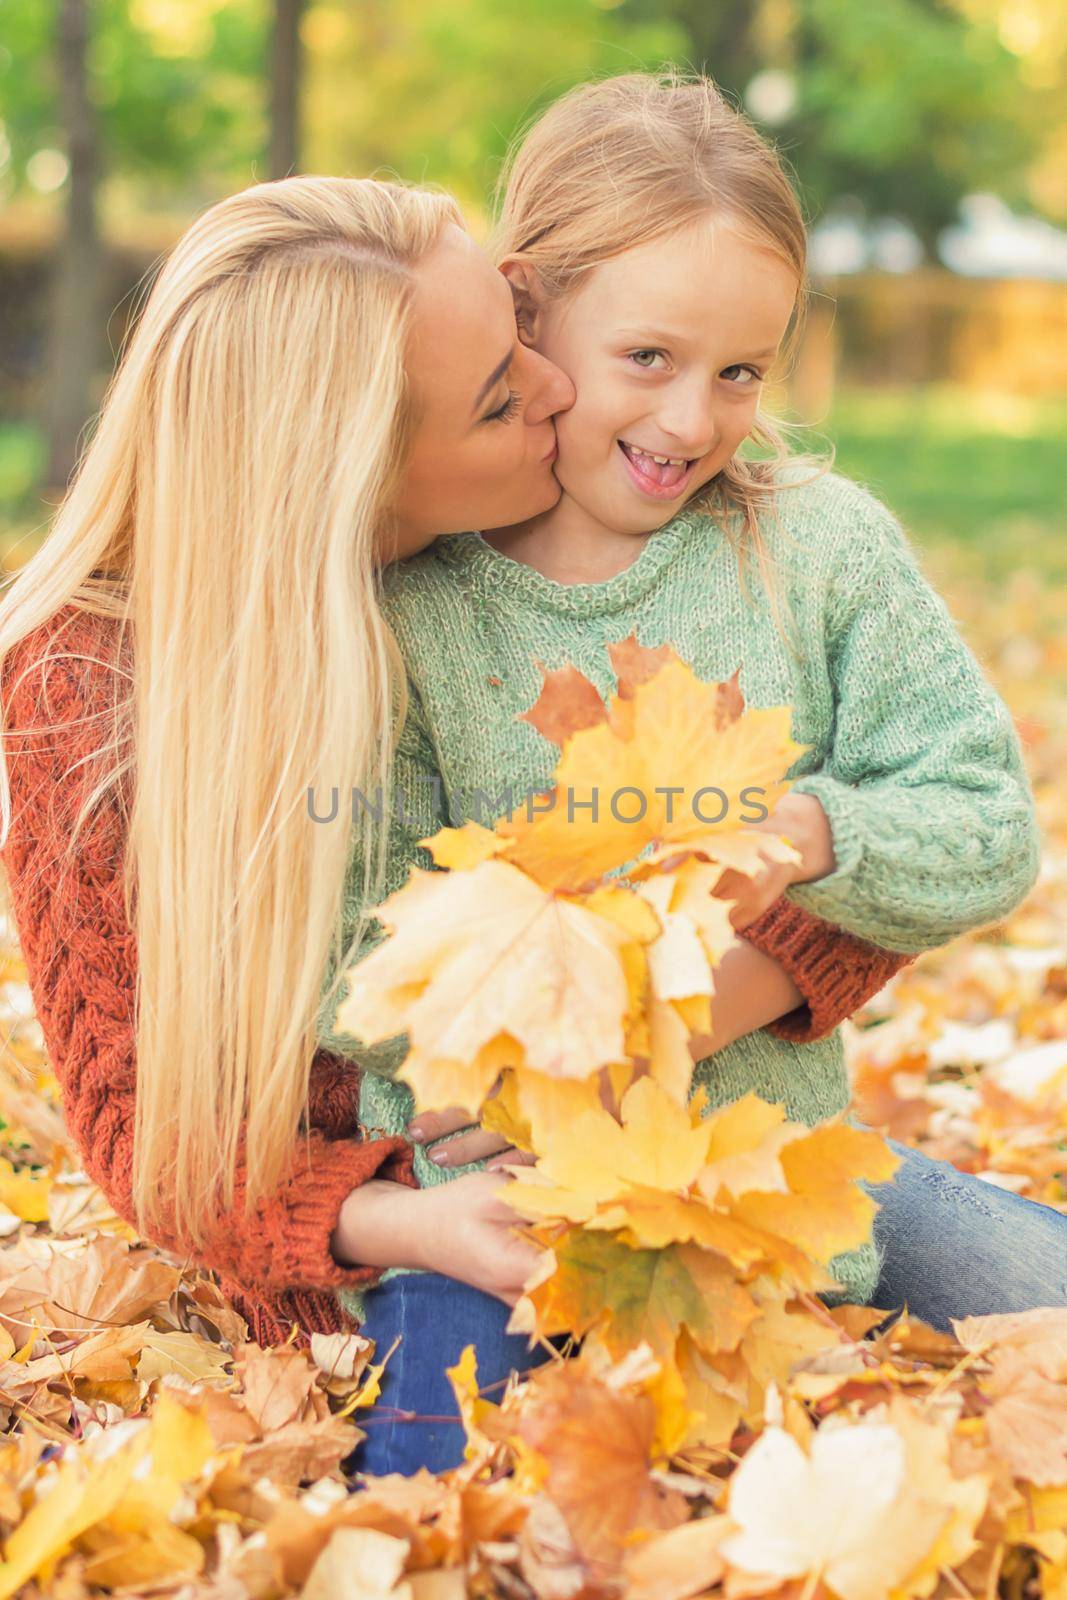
[318,469,1041,1318]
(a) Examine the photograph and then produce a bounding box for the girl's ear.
[499,257,548,347]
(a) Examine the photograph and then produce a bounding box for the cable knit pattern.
[0,604,417,1350]
[322,468,1042,1318]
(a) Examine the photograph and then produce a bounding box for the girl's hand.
[713,792,835,931]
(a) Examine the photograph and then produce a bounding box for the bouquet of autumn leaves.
[337,637,899,1449]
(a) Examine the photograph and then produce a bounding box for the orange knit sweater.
[0,603,912,1347]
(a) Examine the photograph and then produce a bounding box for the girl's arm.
[0,613,417,1304]
[696,786,915,1049]
[783,486,1041,954]
[731,894,914,1045]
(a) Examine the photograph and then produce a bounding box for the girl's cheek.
[564,391,609,442]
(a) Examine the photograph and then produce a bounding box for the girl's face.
[383,225,575,564]
[511,215,798,539]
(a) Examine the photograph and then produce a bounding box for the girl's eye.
[484,390,521,424]
[628,350,666,370]
[721,364,763,386]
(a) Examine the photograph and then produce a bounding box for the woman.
[0,178,1059,1467]
[0,178,572,1342]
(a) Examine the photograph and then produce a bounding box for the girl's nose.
[522,345,576,425]
[659,382,717,457]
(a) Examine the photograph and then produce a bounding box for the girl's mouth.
[618,440,696,500]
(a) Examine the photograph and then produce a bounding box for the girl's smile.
[617,439,697,500]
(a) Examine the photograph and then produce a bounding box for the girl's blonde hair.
[0,175,461,1246]
[493,70,831,650]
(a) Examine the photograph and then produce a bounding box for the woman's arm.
[0,612,416,1300]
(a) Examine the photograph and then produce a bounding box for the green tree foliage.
[0,0,1060,237]
[636,0,1048,242]
[0,0,265,205]
[795,0,1038,244]
[300,0,685,215]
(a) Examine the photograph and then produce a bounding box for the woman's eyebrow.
[472,351,512,414]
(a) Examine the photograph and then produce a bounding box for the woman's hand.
[331,1171,541,1306]
[419,1170,543,1305]
[713,792,836,931]
[411,1055,650,1163]
[406,1096,529,1169]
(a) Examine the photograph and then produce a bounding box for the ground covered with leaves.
[0,563,1063,1600]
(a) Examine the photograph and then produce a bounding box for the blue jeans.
[870,1138,1067,1328]
[348,1141,1067,1478]
[348,1273,557,1478]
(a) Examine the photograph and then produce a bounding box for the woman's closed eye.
[483,390,522,424]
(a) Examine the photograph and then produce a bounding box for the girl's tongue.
[621,441,689,490]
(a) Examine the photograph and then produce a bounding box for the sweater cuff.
[274,1132,417,1292]
[742,895,913,1044]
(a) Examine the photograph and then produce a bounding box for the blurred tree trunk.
[269,0,305,178]
[644,0,757,98]
[44,0,102,493]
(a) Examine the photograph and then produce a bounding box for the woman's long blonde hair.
[493,70,832,649]
[0,175,460,1245]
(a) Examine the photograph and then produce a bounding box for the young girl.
[325,74,1051,1471]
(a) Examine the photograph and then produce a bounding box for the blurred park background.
[1,0,1065,598]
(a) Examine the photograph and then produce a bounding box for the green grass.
[820,385,1067,580]
[2,387,1065,578]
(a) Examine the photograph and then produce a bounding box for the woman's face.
[381,225,576,564]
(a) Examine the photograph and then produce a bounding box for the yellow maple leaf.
[338,859,652,1113]
[697,1094,805,1202]
[507,1083,879,1291]
[738,1288,846,1404]
[446,1344,499,1464]
[508,1077,714,1210]
[720,1397,988,1600]
[482,1068,606,1156]
[422,820,511,870]
[634,863,739,1104]
[499,658,808,893]
[731,1122,902,1263]
[340,644,811,1120]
